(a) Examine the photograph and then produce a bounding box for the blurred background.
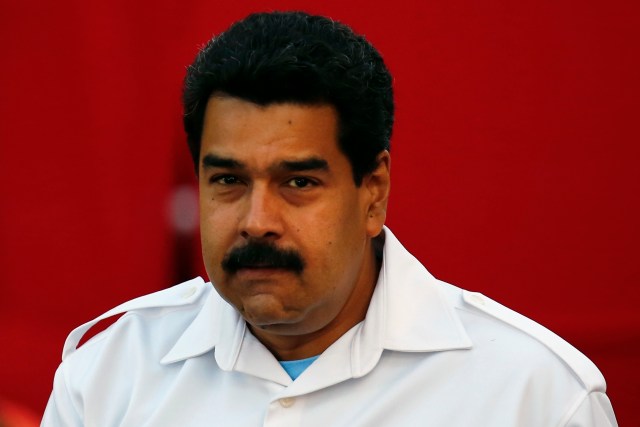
[1,0,638,425]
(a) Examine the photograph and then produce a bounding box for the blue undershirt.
[279,355,320,380]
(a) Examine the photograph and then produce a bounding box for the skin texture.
[199,95,390,360]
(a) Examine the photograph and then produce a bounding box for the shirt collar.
[161,227,472,375]
[160,286,225,365]
[350,227,472,376]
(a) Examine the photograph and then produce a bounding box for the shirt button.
[182,286,197,299]
[279,397,295,408]
[469,293,485,306]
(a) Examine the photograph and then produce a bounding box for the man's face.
[199,96,386,341]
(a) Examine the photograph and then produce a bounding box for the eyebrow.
[201,154,245,170]
[278,157,329,172]
[202,154,329,173]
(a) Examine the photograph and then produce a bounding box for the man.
[43,11,617,426]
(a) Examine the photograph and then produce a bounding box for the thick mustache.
[221,241,305,274]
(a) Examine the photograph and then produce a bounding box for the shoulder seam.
[61,278,208,360]
[554,390,590,427]
[461,290,605,392]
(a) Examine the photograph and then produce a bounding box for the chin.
[244,311,300,328]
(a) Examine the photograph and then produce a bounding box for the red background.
[1,0,638,424]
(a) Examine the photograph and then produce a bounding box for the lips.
[234,266,294,281]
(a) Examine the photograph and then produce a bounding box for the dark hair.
[183,11,394,185]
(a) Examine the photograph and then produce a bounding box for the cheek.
[199,206,236,278]
[302,206,366,272]
[200,199,238,239]
[199,234,218,283]
[325,196,368,245]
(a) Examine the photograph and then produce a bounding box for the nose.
[239,183,283,240]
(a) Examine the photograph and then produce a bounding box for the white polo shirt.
[43,228,617,426]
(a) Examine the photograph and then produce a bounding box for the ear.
[363,150,391,238]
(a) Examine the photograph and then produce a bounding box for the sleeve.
[563,392,618,427]
[41,364,83,427]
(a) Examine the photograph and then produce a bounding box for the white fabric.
[42,228,617,426]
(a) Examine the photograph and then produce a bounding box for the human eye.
[286,177,317,189]
[210,175,241,185]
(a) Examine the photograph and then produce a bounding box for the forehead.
[200,96,343,167]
